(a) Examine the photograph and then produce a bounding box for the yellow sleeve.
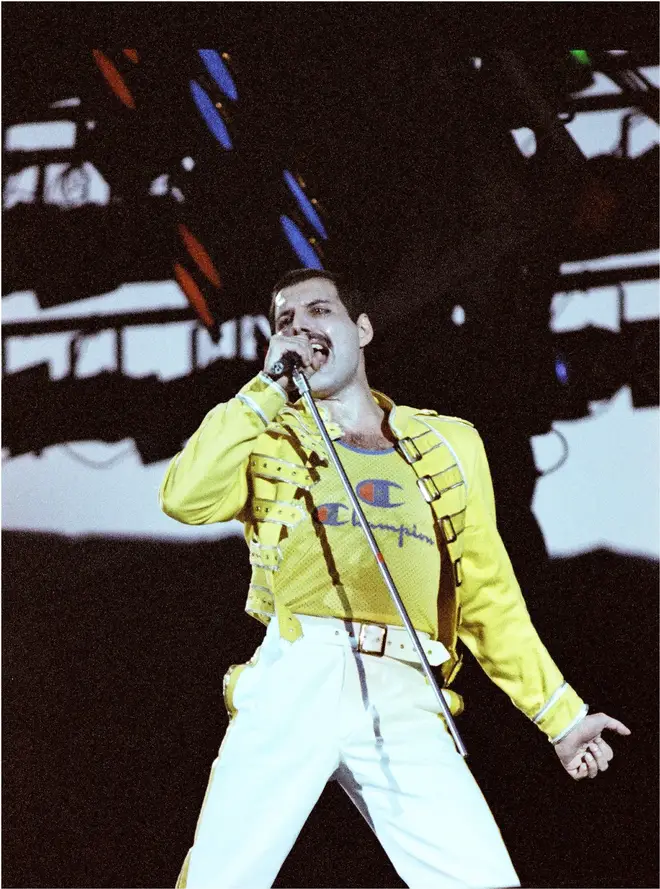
[457,433,588,742]
[159,372,287,525]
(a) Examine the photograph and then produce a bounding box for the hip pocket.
[222,633,297,718]
[222,646,262,718]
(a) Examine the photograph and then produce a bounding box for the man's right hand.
[264,334,324,390]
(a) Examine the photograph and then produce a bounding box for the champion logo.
[314,501,434,548]
[314,480,403,523]
[356,479,403,509]
[313,478,434,547]
[314,503,348,526]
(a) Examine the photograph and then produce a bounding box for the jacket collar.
[281,389,420,442]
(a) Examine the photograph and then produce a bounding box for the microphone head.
[269,351,302,379]
[284,351,303,370]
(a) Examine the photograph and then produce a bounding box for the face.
[273,278,372,397]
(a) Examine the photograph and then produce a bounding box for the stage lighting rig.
[568,145,659,261]
[535,48,596,105]
[1,347,274,465]
[1,361,189,465]
[283,170,328,240]
[627,318,659,409]
[544,316,659,425]
[551,326,627,416]
[574,50,659,122]
[92,49,141,110]
[279,169,328,269]
[103,47,241,333]
[2,363,51,457]
[2,95,107,208]
[3,203,181,306]
[197,49,239,102]
[173,222,223,343]
[189,50,239,151]
[466,49,596,131]
[2,52,179,303]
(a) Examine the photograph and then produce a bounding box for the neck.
[315,372,385,434]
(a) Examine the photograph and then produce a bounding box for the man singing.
[159,268,630,889]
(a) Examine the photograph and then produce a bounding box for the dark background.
[3,4,659,888]
[5,533,658,888]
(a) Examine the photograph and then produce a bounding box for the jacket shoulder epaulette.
[414,409,475,429]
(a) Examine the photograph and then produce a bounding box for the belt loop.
[275,601,303,641]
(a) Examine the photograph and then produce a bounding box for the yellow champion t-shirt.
[273,440,442,638]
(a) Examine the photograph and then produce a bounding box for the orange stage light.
[173,262,216,329]
[178,224,222,288]
[92,50,136,109]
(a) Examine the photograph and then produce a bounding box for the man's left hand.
[554,712,631,780]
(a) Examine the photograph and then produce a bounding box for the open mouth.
[310,339,331,368]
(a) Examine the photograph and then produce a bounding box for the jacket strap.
[250,454,316,489]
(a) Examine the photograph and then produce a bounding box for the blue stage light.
[283,170,328,240]
[280,215,324,269]
[198,50,238,102]
[555,357,569,385]
[189,80,233,150]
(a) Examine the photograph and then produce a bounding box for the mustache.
[306,333,331,350]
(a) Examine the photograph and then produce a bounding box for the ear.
[356,312,373,348]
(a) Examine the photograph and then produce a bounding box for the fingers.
[277,335,315,367]
[574,751,598,779]
[571,738,613,780]
[583,750,599,778]
[588,741,608,772]
[264,335,316,382]
[573,761,589,781]
[606,719,632,736]
[595,713,632,736]
[595,735,614,762]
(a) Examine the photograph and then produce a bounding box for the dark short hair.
[268,268,366,330]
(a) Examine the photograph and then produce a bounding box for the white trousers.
[179,616,520,889]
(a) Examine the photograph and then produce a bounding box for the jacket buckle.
[417,475,441,503]
[441,515,457,543]
[397,437,423,464]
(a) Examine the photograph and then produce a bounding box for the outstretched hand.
[554,712,631,780]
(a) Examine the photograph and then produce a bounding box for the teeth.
[311,343,325,353]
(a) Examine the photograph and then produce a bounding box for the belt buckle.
[358,622,387,657]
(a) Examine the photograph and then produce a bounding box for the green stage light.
[570,50,591,66]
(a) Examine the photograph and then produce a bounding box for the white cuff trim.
[550,704,589,745]
[532,682,568,724]
[237,393,269,427]
[257,371,288,401]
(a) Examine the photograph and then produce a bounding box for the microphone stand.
[291,363,468,757]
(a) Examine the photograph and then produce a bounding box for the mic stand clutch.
[292,364,468,758]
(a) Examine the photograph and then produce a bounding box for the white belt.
[293,614,450,667]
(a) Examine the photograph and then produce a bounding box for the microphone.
[268,351,304,380]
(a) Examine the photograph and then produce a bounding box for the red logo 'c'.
[356,479,403,508]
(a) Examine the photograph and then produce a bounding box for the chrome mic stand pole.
[291,363,468,757]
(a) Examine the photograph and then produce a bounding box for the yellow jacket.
[160,372,587,743]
